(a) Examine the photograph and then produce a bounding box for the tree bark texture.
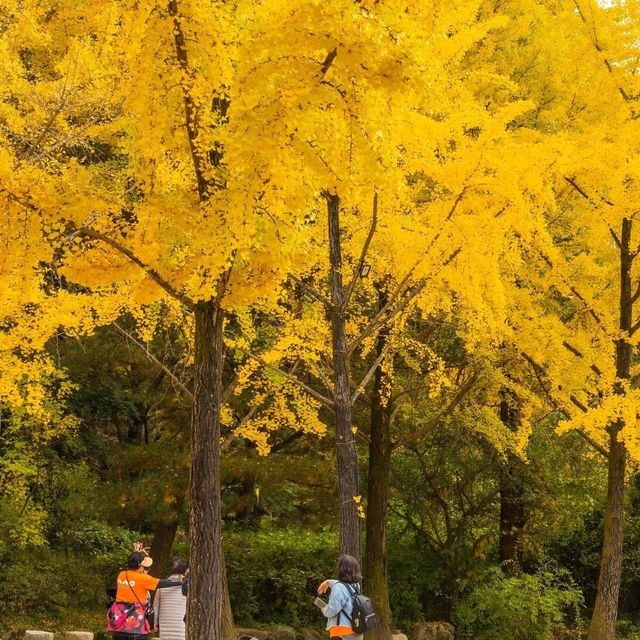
[364,301,393,640]
[327,192,361,560]
[221,551,236,640]
[588,218,632,640]
[186,300,225,640]
[498,391,526,573]
[150,519,179,579]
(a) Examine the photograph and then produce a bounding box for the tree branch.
[572,0,635,109]
[168,0,213,200]
[75,226,194,308]
[537,248,607,332]
[342,191,378,311]
[349,246,462,354]
[393,369,477,448]
[236,347,334,409]
[562,340,603,376]
[351,336,391,406]
[320,48,338,78]
[521,350,608,458]
[290,274,333,309]
[631,280,640,304]
[113,321,193,399]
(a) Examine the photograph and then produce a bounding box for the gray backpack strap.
[338,581,356,625]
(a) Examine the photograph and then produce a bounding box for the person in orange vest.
[107,543,184,639]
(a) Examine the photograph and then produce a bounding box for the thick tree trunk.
[150,520,179,578]
[186,299,225,640]
[498,392,526,573]
[589,435,627,640]
[364,309,393,640]
[499,467,526,571]
[327,192,361,559]
[588,218,632,640]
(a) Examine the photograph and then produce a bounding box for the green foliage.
[454,567,584,640]
[221,528,338,627]
[385,523,450,624]
[0,523,138,620]
[616,619,640,638]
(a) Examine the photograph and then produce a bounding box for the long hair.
[335,554,362,583]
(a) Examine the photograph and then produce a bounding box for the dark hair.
[127,552,144,570]
[335,554,362,583]
[170,557,189,575]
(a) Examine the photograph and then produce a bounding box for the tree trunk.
[588,218,632,640]
[222,550,235,640]
[364,304,393,640]
[150,520,179,578]
[186,299,225,640]
[498,391,526,573]
[327,192,361,559]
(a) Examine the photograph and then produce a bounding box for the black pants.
[111,634,150,640]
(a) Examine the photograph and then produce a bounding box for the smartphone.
[314,597,327,610]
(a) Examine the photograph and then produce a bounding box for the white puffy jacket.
[154,576,186,640]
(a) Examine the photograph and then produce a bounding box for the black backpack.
[339,582,377,634]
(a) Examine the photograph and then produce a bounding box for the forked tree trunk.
[327,192,361,559]
[186,299,225,640]
[588,218,632,640]
[364,304,393,640]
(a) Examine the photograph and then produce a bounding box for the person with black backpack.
[317,555,376,638]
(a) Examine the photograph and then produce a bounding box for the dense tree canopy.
[2,2,640,640]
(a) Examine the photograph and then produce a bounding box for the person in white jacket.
[153,558,188,640]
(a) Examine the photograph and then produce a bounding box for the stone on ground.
[24,633,54,640]
[392,634,409,640]
[65,633,94,640]
[268,625,297,640]
[412,622,455,640]
[237,628,270,640]
[301,629,323,640]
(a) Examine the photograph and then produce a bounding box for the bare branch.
[394,370,477,448]
[569,394,588,414]
[349,246,462,354]
[342,191,378,311]
[631,280,640,305]
[320,48,338,78]
[351,336,391,406]
[113,321,193,399]
[290,274,333,309]
[575,428,608,458]
[308,360,335,396]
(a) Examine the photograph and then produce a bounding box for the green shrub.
[0,522,139,623]
[617,619,640,638]
[386,532,446,625]
[454,567,584,640]
[222,527,338,626]
[0,549,107,617]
